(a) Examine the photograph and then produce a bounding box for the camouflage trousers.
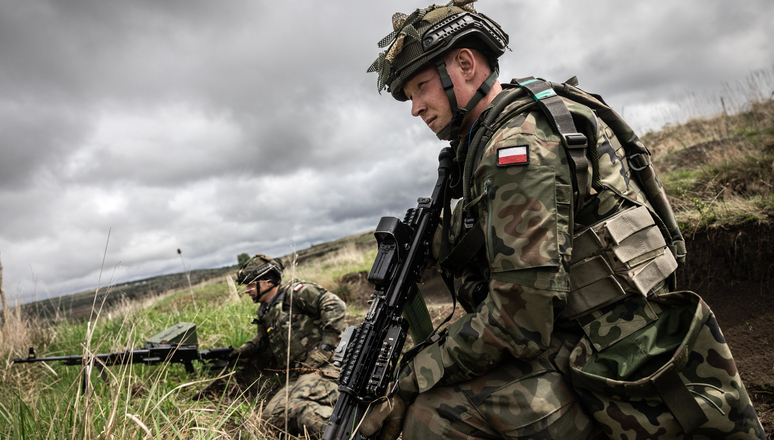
[402,333,596,440]
[263,365,339,438]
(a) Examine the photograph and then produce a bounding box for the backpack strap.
[442,77,592,274]
[513,77,590,212]
[549,79,687,265]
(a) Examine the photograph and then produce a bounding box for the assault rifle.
[13,322,234,376]
[323,147,456,440]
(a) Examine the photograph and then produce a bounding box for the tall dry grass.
[0,275,279,439]
[1,246,359,439]
[294,242,376,289]
[642,69,774,232]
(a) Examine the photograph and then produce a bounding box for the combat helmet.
[368,0,508,140]
[235,254,284,286]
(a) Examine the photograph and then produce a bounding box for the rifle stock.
[323,147,455,440]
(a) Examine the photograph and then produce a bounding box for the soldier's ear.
[456,49,476,79]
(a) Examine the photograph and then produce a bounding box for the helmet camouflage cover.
[236,254,284,285]
[368,0,508,101]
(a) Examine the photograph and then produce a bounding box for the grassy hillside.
[646,91,774,230]
[0,241,378,439]
[1,71,773,439]
[14,230,377,324]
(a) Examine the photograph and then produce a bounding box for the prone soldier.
[360,1,766,439]
[232,254,346,438]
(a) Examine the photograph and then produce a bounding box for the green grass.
[1,281,259,439]
[1,246,378,439]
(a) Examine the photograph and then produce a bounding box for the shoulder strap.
[443,81,584,273]
[445,76,687,276]
[549,79,687,265]
[513,77,590,212]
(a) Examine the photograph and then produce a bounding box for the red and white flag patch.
[497,145,529,166]
[294,283,304,292]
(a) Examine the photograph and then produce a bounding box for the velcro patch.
[294,284,304,292]
[497,145,529,166]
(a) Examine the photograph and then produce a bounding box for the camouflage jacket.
[402,85,659,396]
[239,280,346,371]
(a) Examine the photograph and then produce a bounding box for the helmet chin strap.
[434,58,499,141]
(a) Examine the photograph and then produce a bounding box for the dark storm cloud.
[484,0,773,121]
[1,0,772,304]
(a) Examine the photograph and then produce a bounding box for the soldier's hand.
[228,346,243,360]
[304,348,332,369]
[360,393,407,440]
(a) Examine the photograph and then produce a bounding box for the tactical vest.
[441,76,686,320]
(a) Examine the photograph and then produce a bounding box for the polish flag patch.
[497,145,529,166]
[294,283,304,292]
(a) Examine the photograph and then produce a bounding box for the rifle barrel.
[13,345,234,367]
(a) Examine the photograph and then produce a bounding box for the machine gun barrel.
[323,147,455,440]
[12,322,233,375]
[13,344,234,373]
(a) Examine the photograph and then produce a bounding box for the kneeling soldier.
[233,254,346,438]
[360,1,766,439]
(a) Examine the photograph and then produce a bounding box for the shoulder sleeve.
[473,107,574,282]
[294,282,347,334]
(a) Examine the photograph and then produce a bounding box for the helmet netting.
[369,8,428,94]
[453,0,478,13]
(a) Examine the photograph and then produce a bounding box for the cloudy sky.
[1,0,772,305]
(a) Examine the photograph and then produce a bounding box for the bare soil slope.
[680,220,774,433]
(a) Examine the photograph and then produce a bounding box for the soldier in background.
[232,254,346,438]
[360,1,765,439]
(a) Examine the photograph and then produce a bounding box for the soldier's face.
[404,65,452,136]
[244,279,275,304]
[245,281,260,302]
[257,280,276,303]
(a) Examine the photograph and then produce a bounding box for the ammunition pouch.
[560,205,678,321]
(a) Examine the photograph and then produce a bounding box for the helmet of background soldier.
[235,254,284,286]
[367,0,508,102]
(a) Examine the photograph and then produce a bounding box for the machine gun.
[323,147,456,440]
[13,322,234,377]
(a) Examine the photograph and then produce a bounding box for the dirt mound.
[336,271,373,309]
[680,220,774,433]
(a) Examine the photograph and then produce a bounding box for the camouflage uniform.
[366,3,765,439]
[394,87,766,439]
[239,280,346,438]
